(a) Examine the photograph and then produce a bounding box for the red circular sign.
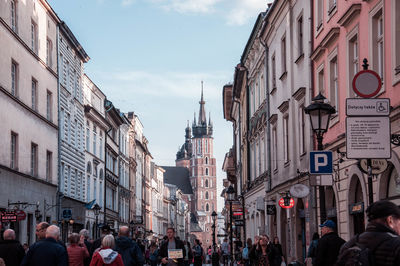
[16,210,26,221]
[278,198,295,209]
[352,70,382,98]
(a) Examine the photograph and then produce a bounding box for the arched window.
[87,162,91,174]
[205,191,209,199]
[206,203,209,212]
[205,179,209,188]
[205,168,209,176]
[387,167,400,197]
[205,157,208,164]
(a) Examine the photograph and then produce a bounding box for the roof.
[161,166,193,195]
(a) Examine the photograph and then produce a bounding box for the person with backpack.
[242,238,252,266]
[336,200,400,266]
[114,226,145,266]
[306,232,319,266]
[314,220,345,266]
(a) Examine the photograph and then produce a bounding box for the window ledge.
[300,152,307,158]
[329,114,340,128]
[316,23,324,38]
[284,161,290,168]
[279,71,287,80]
[270,87,277,94]
[273,168,278,175]
[295,53,304,64]
[327,5,337,21]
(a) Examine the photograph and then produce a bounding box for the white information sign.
[346,98,390,116]
[346,116,391,159]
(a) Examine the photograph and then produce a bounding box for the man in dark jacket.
[336,200,400,266]
[115,226,144,266]
[314,220,345,266]
[0,229,25,266]
[21,225,68,266]
[158,227,186,266]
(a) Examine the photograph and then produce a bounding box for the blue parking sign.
[309,151,333,174]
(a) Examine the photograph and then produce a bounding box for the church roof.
[161,166,193,195]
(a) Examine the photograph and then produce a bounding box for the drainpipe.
[56,24,61,228]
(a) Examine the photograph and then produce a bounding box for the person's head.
[319,220,336,236]
[79,229,89,240]
[3,229,16,240]
[366,200,400,234]
[195,239,200,245]
[259,235,269,247]
[45,225,60,241]
[246,238,252,247]
[273,236,279,244]
[101,225,111,236]
[68,233,80,244]
[223,238,228,242]
[36,222,49,240]
[166,227,175,240]
[312,232,319,240]
[119,226,130,237]
[254,235,260,244]
[102,234,115,249]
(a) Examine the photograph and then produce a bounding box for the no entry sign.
[352,70,382,98]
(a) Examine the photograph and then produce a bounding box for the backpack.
[242,246,249,260]
[335,233,391,266]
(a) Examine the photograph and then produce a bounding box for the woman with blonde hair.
[90,235,123,266]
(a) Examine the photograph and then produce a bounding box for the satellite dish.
[290,184,310,198]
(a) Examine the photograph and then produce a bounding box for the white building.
[82,74,107,238]
[151,164,165,238]
[118,118,130,226]
[0,0,59,245]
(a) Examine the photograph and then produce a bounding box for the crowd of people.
[1,200,400,265]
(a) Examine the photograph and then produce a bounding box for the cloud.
[121,0,136,6]
[147,0,220,14]
[225,0,269,26]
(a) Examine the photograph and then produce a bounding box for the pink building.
[311,0,400,239]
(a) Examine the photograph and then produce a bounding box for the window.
[272,54,276,90]
[66,61,70,92]
[348,31,358,97]
[205,139,208,153]
[205,179,209,187]
[272,126,278,170]
[86,124,90,151]
[61,163,65,192]
[31,143,38,177]
[283,116,289,163]
[46,39,53,67]
[31,20,38,54]
[87,176,91,201]
[372,9,384,80]
[60,109,65,140]
[93,126,97,156]
[281,35,287,75]
[197,139,201,154]
[394,0,400,76]
[31,78,37,111]
[99,132,103,160]
[99,180,103,207]
[87,162,92,174]
[317,66,325,95]
[205,157,208,164]
[299,105,305,155]
[328,0,337,14]
[94,179,97,201]
[205,191,209,199]
[10,0,17,33]
[298,16,303,56]
[316,0,323,30]
[206,203,209,212]
[11,60,18,96]
[205,168,209,176]
[46,151,52,182]
[10,132,18,169]
[67,113,71,143]
[46,91,52,121]
[329,55,339,111]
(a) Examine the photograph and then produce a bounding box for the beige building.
[0,0,59,244]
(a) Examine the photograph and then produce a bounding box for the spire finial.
[201,81,204,102]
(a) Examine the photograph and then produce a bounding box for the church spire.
[198,81,207,125]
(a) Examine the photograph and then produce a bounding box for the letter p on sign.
[309,151,333,174]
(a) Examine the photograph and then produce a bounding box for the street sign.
[346,98,390,116]
[309,151,333,174]
[346,117,391,159]
[16,210,26,221]
[266,205,276,215]
[62,209,72,220]
[234,220,245,226]
[290,184,310,198]
[358,159,388,175]
[352,69,382,98]
[278,198,294,209]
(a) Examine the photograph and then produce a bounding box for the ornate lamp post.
[93,204,101,239]
[305,93,335,223]
[211,211,219,266]
[226,185,235,266]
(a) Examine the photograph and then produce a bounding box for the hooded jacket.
[90,248,124,266]
[0,239,25,266]
[114,236,144,266]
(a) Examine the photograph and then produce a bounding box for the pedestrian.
[207,245,212,263]
[21,225,68,266]
[0,229,25,266]
[0,258,5,266]
[305,232,319,266]
[158,227,186,266]
[35,221,50,241]
[67,233,90,266]
[183,241,193,266]
[314,220,345,266]
[192,239,203,266]
[114,225,144,266]
[221,238,230,265]
[272,236,285,265]
[148,241,159,266]
[249,234,279,266]
[242,238,252,266]
[336,200,400,266]
[23,243,29,254]
[91,225,111,254]
[90,234,124,266]
[79,229,92,266]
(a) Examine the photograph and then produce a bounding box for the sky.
[47,0,271,212]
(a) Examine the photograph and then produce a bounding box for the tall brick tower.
[176,87,217,247]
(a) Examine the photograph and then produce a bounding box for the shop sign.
[131,215,143,225]
[234,219,244,226]
[0,211,18,223]
[278,198,295,209]
[266,205,276,215]
[358,159,388,175]
[350,202,364,214]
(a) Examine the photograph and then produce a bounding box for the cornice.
[310,45,326,61]
[269,114,278,124]
[278,100,289,113]
[320,27,340,48]
[338,4,362,27]
[292,87,306,101]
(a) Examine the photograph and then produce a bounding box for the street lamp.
[92,204,101,239]
[211,211,219,266]
[226,185,235,266]
[305,93,335,223]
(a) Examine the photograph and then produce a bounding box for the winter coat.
[314,232,345,266]
[90,249,124,266]
[114,236,144,266]
[158,238,186,266]
[0,239,25,266]
[249,244,280,266]
[307,239,318,265]
[336,222,400,266]
[21,237,68,266]
[67,243,89,266]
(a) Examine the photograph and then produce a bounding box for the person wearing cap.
[336,200,400,266]
[314,219,345,266]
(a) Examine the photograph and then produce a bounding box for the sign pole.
[367,159,373,205]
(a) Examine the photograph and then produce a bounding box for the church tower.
[176,85,217,247]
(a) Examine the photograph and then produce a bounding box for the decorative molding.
[338,4,362,26]
[278,100,289,113]
[295,53,304,64]
[292,87,306,101]
[320,27,340,48]
[269,114,278,124]
[310,45,326,61]
[279,71,287,80]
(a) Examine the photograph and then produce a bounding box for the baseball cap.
[319,220,336,229]
[366,200,400,221]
